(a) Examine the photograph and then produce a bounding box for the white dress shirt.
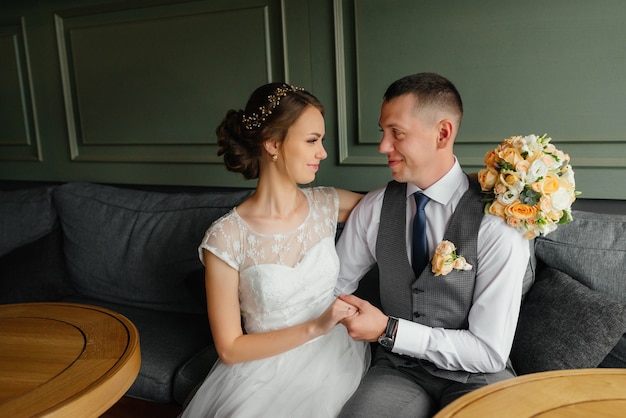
[335,159,530,373]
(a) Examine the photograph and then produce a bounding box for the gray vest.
[375,176,518,382]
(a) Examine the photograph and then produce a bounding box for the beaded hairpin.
[242,84,304,130]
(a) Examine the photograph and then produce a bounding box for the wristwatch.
[377,316,398,350]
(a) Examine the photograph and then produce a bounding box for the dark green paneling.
[1,0,625,198]
[0,20,39,161]
[56,0,282,163]
[327,0,626,198]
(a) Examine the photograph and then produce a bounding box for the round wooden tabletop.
[435,368,626,417]
[0,302,141,418]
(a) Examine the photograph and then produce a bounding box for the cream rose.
[539,173,560,195]
[507,217,521,228]
[515,160,530,174]
[539,196,553,213]
[452,256,472,271]
[435,240,456,256]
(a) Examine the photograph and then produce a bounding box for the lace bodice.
[198,187,340,333]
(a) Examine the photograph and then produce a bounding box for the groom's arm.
[334,188,384,296]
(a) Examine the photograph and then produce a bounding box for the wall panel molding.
[332,0,626,195]
[0,18,41,161]
[54,0,284,163]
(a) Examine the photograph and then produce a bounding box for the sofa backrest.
[0,187,58,257]
[53,182,252,314]
[0,186,72,303]
[535,209,626,305]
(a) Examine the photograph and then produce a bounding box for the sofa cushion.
[535,210,626,305]
[511,267,626,375]
[0,187,58,257]
[600,335,626,368]
[53,183,252,314]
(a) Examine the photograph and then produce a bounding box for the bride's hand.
[314,298,358,335]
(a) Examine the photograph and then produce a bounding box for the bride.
[180,83,370,417]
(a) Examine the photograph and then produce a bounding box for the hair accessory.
[242,84,304,130]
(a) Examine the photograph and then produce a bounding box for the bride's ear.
[263,138,280,156]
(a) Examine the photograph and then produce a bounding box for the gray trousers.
[338,352,515,418]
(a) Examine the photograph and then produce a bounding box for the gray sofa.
[1,181,625,405]
[0,182,252,404]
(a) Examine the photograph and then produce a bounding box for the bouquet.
[477,134,579,239]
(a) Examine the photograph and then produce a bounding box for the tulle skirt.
[181,325,370,418]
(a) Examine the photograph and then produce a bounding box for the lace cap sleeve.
[198,211,242,271]
[306,186,339,233]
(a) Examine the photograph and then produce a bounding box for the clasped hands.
[331,294,389,343]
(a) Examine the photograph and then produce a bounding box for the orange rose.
[477,167,498,191]
[503,172,520,186]
[499,148,524,167]
[505,201,537,220]
[432,253,453,277]
[483,149,500,168]
[488,200,507,218]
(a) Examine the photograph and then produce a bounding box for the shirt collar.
[406,157,467,205]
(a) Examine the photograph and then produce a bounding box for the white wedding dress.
[182,187,370,418]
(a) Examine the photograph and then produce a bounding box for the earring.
[272,154,278,162]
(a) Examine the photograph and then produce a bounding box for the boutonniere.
[431,241,473,277]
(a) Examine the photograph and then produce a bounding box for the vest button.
[413,288,423,294]
[413,312,421,318]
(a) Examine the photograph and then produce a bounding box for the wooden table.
[0,302,141,418]
[436,368,626,417]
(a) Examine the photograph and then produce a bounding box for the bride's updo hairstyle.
[216,82,324,179]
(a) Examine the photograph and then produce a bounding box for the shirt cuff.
[392,318,430,358]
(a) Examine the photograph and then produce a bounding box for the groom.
[336,72,533,417]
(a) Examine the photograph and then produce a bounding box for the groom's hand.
[338,294,388,343]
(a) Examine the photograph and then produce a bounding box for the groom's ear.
[435,119,454,149]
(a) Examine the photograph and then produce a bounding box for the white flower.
[497,189,519,205]
[562,165,576,187]
[550,188,572,211]
[528,159,548,183]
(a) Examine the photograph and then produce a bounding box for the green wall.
[1,0,625,199]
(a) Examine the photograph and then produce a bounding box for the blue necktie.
[412,192,430,275]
